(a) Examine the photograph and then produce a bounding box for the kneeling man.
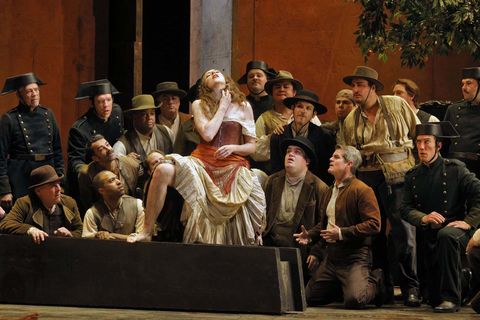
[0,165,83,243]
[295,145,383,309]
[400,122,480,313]
[82,171,144,240]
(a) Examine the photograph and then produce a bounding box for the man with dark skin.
[78,135,141,213]
[82,170,144,240]
[113,94,172,161]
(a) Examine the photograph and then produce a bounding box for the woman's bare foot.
[127,230,152,243]
[16,312,39,320]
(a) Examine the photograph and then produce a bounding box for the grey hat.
[336,89,356,104]
[343,66,384,91]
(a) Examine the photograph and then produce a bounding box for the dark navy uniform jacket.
[400,156,480,229]
[66,104,124,196]
[444,100,480,177]
[0,103,64,198]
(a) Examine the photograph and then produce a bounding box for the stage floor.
[1,301,477,320]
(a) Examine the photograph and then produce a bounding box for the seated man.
[82,171,144,240]
[295,145,383,309]
[78,134,142,213]
[270,89,336,184]
[0,165,83,243]
[263,136,328,276]
[400,121,480,313]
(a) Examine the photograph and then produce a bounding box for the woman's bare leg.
[127,163,176,242]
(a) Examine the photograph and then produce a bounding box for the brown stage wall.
[236,0,478,122]
[1,0,478,164]
[0,0,95,161]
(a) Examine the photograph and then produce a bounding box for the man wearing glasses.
[0,73,64,214]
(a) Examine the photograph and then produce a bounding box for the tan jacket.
[0,194,83,237]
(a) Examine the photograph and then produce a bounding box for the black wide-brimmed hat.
[152,82,187,100]
[280,136,317,168]
[237,60,276,85]
[2,72,46,95]
[416,121,459,138]
[283,90,328,115]
[265,71,304,95]
[462,67,480,80]
[75,79,120,100]
[343,66,384,91]
[124,94,159,116]
[29,165,64,189]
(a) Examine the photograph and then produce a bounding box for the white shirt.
[113,128,157,158]
[158,113,181,144]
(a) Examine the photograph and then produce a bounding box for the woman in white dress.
[129,69,266,245]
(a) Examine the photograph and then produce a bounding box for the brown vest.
[90,195,141,235]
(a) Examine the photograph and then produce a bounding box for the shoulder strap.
[354,107,362,150]
[379,96,398,147]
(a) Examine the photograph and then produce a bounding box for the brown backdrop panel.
[236,0,477,122]
[0,0,95,163]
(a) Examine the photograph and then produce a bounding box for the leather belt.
[361,151,408,167]
[450,152,480,161]
[11,154,53,161]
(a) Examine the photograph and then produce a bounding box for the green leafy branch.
[347,0,480,69]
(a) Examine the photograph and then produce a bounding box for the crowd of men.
[1,62,480,314]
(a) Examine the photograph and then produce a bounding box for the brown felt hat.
[264,71,304,95]
[151,82,187,100]
[124,94,160,115]
[343,66,384,91]
[29,165,64,189]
